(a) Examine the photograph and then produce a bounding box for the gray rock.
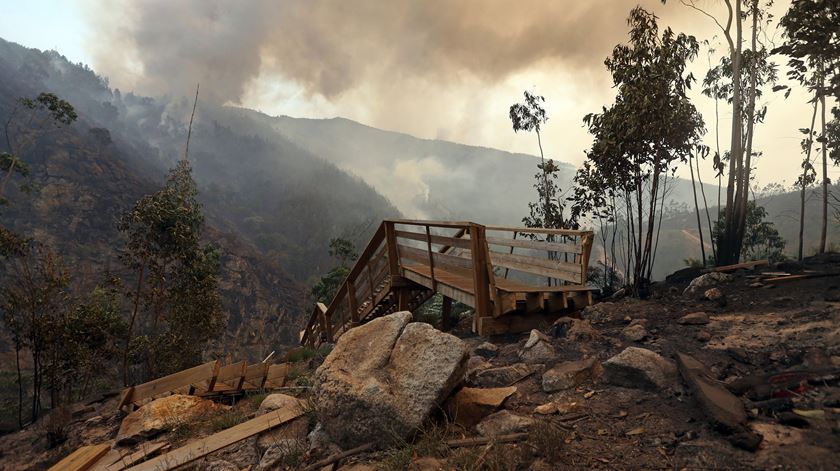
[683,272,733,296]
[704,288,726,305]
[471,363,541,388]
[542,357,602,392]
[473,342,499,359]
[580,303,616,324]
[604,347,677,390]
[464,356,492,383]
[678,312,710,325]
[255,440,307,471]
[476,410,535,436]
[314,312,468,449]
[519,330,556,363]
[621,324,648,342]
[214,437,260,468]
[695,330,712,342]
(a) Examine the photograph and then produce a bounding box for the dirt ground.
[1,256,839,470]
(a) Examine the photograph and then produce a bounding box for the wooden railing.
[300,220,594,346]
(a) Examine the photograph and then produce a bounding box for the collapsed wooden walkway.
[301,219,595,346]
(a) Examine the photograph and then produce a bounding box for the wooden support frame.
[118,360,220,411]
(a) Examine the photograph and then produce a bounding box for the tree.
[510,91,552,224]
[118,160,224,383]
[311,237,358,304]
[713,201,785,262]
[1,93,77,204]
[673,0,779,265]
[0,244,69,425]
[776,0,840,254]
[574,7,704,296]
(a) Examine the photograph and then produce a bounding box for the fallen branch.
[445,433,529,448]
[300,443,374,471]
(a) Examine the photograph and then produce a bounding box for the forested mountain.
[0,38,400,354]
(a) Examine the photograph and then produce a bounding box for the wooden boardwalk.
[301,220,595,345]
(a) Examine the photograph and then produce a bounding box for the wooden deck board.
[125,407,304,471]
[49,444,111,471]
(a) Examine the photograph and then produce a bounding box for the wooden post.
[580,233,593,284]
[398,289,410,311]
[425,225,437,291]
[441,296,453,331]
[385,221,400,280]
[469,224,491,334]
[347,279,359,324]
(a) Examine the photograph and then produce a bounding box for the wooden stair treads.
[264,363,290,389]
[125,407,305,471]
[118,360,220,410]
[49,444,111,471]
[242,362,269,390]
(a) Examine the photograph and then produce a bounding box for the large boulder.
[314,312,468,449]
[116,394,226,445]
[604,347,677,391]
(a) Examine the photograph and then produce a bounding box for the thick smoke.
[84,0,683,104]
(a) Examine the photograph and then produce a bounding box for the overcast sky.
[1,0,836,188]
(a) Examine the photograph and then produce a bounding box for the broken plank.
[126,407,305,471]
[49,444,111,471]
[98,443,168,471]
[676,352,746,432]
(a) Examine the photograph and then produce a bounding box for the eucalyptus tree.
[509,91,552,227]
[776,0,840,255]
[577,7,704,296]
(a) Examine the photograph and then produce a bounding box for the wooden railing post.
[347,279,359,324]
[469,224,491,329]
[425,225,437,291]
[385,221,400,279]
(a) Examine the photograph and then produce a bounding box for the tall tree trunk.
[123,262,146,386]
[689,154,706,265]
[819,68,828,254]
[799,97,820,261]
[696,153,716,262]
[721,0,744,265]
[14,344,22,429]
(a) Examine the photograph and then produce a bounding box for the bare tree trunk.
[720,0,744,265]
[819,68,828,254]
[799,97,820,261]
[689,154,706,265]
[695,153,716,262]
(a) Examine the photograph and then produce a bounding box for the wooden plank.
[242,362,269,390]
[486,236,583,254]
[49,444,111,471]
[402,267,476,307]
[126,407,305,471]
[387,218,474,229]
[213,361,246,392]
[119,360,220,410]
[101,443,168,471]
[395,230,473,250]
[265,363,289,389]
[485,225,592,237]
[398,244,473,271]
[489,251,582,284]
[709,259,768,272]
[470,224,491,328]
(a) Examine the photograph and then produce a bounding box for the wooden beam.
[709,259,768,272]
[99,443,168,471]
[470,224,491,333]
[486,236,583,254]
[118,360,220,411]
[395,230,472,250]
[125,407,305,471]
[49,444,111,471]
[489,252,582,284]
[485,225,593,237]
[441,296,452,330]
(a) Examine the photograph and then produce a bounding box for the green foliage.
[509,91,547,134]
[573,7,704,295]
[310,237,357,304]
[713,201,785,262]
[118,160,224,381]
[775,0,840,98]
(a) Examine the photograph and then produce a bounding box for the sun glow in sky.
[1,0,837,189]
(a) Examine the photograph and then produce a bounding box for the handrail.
[301,219,594,346]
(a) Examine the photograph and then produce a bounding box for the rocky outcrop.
[314,312,468,448]
[604,347,677,391]
[116,394,227,445]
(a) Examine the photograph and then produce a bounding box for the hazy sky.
[1,0,837,188]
